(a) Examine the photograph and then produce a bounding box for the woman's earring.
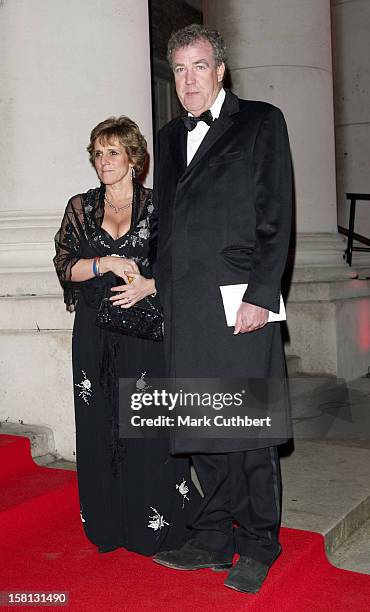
[131,167,135,180]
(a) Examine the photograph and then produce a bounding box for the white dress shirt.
[186,88,226,165]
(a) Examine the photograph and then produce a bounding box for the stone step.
[0,294,72,331]
[329,517,370,574]
[286,354,302,375]
[41,458,77,471]
[0,422,56,460]
[0,330,75,461]
[281,439,370,557]
[282,375,370,563]
[33,454,61,466]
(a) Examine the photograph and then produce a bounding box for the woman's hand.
[110,273,156,308]
[100,256,139,279]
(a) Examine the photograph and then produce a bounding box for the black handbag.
[96,293,164,342]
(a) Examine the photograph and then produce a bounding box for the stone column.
[205,0,338,234]
[204,0,370,379]
[0,0,153,458]
[332,0,370,249]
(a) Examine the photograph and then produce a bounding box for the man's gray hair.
[167,23,227,68]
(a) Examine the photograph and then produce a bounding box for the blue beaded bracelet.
[92,256,100,277]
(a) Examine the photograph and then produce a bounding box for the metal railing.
[342,193,370,266]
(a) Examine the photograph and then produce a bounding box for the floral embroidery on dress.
[118,239,130,250]
[148,506,169,536]
[138,227,149,240]
[75,370,92,405]
[130,215,150,249]
[176,478,190,508]
[98,238,111,249]
[136,371,151,393]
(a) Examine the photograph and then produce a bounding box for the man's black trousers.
[190,446,282,565]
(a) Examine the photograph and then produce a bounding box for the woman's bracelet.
[93,256,101,277]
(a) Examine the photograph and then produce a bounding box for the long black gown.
[54,182,199,554]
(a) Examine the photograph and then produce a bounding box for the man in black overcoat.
[152,24,292,594]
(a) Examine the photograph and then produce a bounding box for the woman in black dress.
[54,116,198,555]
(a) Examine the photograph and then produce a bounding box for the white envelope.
[219,284,286,327]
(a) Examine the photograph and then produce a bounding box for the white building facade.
[1,0,369,459]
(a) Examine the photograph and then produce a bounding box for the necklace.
[104,193,133,214]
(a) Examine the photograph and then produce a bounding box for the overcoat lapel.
[167,119,187,179]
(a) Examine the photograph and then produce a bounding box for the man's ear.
[217,62,225,83]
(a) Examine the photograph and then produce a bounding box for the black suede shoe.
[224,548,281,594]
[153,539,233,571]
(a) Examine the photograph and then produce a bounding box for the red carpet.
[1,434,370,611]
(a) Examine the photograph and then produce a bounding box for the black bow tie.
[182,110,214,131]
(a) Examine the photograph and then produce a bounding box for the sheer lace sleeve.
[53,194,85,312]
